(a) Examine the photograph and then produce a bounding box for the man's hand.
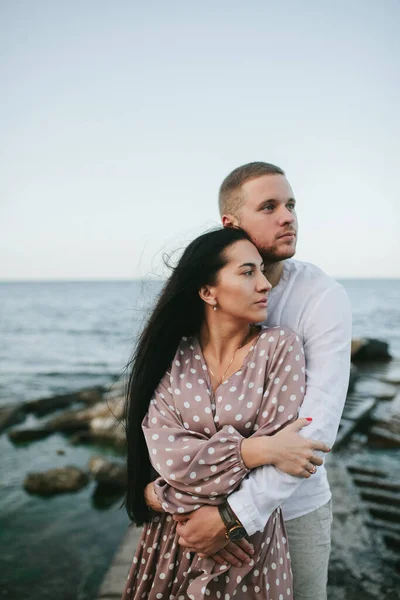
[174,506,226,555]
[144,482,164,512]
[266,418,330,477]
[208,541,255,568]
[173,505,254,566]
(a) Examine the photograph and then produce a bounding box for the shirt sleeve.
[142,375,250,515]
[228,284,352,535]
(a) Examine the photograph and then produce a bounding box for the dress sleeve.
[142,373,250,514]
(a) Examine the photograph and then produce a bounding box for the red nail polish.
[306,417,313,422]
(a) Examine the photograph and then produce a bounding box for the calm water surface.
[0,279,399,599]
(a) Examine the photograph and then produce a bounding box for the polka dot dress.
[122,326,306,600]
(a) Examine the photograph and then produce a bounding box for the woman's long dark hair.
[124,227,251,524]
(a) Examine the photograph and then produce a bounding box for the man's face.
[234,174,298,262]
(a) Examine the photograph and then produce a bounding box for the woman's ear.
[198,285,217,307]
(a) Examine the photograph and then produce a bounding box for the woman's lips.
[255,299,268,307]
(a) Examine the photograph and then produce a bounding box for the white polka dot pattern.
[123,326,304,600]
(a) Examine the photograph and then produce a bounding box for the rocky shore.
[1,337,400,599]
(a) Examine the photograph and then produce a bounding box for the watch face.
[228,526,247,542]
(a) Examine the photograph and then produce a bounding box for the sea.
[0,279,399,600]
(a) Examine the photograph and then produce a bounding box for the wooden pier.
[97,525,141,599]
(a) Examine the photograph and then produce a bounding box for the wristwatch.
[218,502,247,541]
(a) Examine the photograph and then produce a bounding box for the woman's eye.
[243,271,253,276]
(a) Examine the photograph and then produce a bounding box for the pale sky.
[1,0,399,280]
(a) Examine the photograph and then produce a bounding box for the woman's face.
[209,239,272,324]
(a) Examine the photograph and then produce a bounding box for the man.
[146,162,352,599]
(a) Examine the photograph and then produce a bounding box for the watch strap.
[218,502,243,532]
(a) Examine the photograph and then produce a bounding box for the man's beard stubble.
[244,232,297,265]
[258,244,296,264]
[234,218,297,264]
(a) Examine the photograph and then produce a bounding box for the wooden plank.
[365,518,400,535]
[366,502,400,523]
[334,418,357,451]
[347,465,388,478]
[352,475,400,493]
[342,396,376,421]
[383,532,400,552]
[360,489,400,507]
[334,397,377,451]
[368,427,400,449]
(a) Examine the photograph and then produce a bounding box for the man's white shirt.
[228,259,352,535]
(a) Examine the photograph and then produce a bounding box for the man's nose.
[277,206,295,225]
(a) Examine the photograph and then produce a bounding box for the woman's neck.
[198,316,256,363]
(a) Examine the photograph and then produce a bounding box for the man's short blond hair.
[218,162,285,217]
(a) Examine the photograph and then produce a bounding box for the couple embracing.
[122,162,352,599]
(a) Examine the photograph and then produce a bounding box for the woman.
[122,228,307,600]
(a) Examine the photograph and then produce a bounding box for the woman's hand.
[144,481,164,512]
[265,419,330,477]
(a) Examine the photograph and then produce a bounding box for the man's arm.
[176,284,351,553]
[228,284,352,534]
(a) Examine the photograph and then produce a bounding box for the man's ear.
[222,213,240,228]
[198,285,216,307]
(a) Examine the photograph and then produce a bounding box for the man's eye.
[264,205,274,211]
[287,202,296,209]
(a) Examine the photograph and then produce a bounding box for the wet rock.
[351,338,392,363]
[88,456,127,490]
[24,466,89,496]
[8,427,53,443]
[90,416,126,445]
[46,397,124,434]
[56,449,65,455]
[23,386,105,417]
[71,419,125,449]
[91,485,124,510]
[0,403,25,433]
[46,414,90,433]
